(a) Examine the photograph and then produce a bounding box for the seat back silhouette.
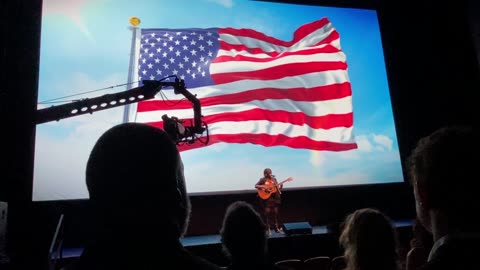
[275,259,303,270]
[330,256,346,270]
[304,256,330,270]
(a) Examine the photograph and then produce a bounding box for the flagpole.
[123,17,141,123]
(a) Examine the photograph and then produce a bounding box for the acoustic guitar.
[257,177,293,200]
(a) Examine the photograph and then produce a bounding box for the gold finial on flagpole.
[129,17,141,27]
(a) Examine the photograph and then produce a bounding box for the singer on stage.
[255,168,284,234]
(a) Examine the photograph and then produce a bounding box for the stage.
[52,220,413,267]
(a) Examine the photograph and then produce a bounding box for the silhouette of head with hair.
[407,125,480,270]
[340,208,399,270]
[86,122,189,239]
[220,201,268,268]
[74,122,218,270]
[407,125,479,239]
[263,168,272,178]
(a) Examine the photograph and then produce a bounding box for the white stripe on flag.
[215,41,339,59]
[219,22,337,51]
[156,70,350,100]
[210,52,346,73]
[183,121,354,143]
[135,96,353,123]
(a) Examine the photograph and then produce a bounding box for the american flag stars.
[138,29,219,88]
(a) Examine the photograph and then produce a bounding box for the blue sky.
[34,0,403,201]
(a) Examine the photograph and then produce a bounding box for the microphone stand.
[269,175,281,195]
[275,179,282,195]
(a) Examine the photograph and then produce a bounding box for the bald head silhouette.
[75,123,219,270]
[86,122,190,238]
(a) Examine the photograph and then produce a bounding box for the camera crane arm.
[37,79,175,124]
[36,78,207,144]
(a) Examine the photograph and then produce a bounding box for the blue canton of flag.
[138,29,220,88]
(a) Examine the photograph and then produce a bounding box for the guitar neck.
[278,178,291,185]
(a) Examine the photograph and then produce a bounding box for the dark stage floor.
[54,220,412,260]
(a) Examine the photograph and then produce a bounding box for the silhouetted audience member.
[339,208,399,270]
[406,219,433,270]
[220,201,278,270]
[70,123,220,270]
[407,125,480,270]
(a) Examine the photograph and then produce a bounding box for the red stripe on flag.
[219,18,331,47]
[146,121,357,152]
[136,82,352,112]
[178,133,358,152]
[202,110,353,129]
[211,61,347,84]
[145,110,351,131]
[217,31,340,57]
[214,46,341,63]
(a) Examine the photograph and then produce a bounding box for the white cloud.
[356,135,373,152]
[354,133,394,153]
[205,0,234,8]
[305,135,371,164]
[312,132,396,163]
[373,134,393,151]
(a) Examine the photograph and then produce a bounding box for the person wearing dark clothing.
[407,125,480,270]
[220,201,280,270]
[406,219,433,270]
[255,168,292,234]
[68,123,220,270]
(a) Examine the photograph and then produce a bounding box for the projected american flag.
[135,18,357,152]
